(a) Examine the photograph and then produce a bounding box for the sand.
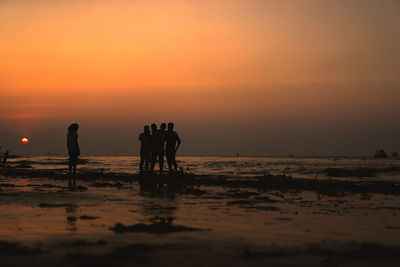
[0,167,400,266]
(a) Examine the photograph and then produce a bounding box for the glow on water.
[0,177,399,248]
[8,156,400,181]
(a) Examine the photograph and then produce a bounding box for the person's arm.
[139,134,142,142]
[175,134,181,152]
[67,135,70,153]
[76,133,80,156]
[3,151,9,163]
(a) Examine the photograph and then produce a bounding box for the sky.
[1,0,400,156]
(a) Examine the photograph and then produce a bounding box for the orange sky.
[1,0,400,155]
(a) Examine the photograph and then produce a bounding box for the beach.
[2,0,400,265]
[1,156,400,266]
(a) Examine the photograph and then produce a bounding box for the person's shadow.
[65,205,78,232]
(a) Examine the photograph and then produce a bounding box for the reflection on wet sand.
[0,173,400,266]
[6,155,400,180]
[65,205,78,233]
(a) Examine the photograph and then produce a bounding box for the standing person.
[67,123,80,186]
[2,150,9,167]
[139,125,152,172]
[150,123,159,172]
[165,122,181,172]
[157,123,167,174]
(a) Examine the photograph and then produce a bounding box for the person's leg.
[72,165,77,185]
[68,157,72,174]
[72,155,77,185]
[166,150,173,171]
[150,151,157,171]
[139,151,145,171]
[68,155,73,186]
[172,152,178,171]
[145,151,151,171]
[158,150,164,174]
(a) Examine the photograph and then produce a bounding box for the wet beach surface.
[1,168,400,266]
[8,155,400,181]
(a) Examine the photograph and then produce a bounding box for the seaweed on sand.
[39,203,78,208]
[2,167,400,195]
[324,166,400,177]
[79,215,99,220]
[181,186,207,196]
[89,182,124,188]
[194,174,400,196]
[60,239,107,247]
[14,164,32,169]
[109,221,204,234]
[324,168,378,177]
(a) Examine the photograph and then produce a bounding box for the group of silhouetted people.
[139,122,181,173]
[66,122,181,185]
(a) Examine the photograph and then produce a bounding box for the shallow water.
[2,157,400,266]
[1,176,399,247]
[9,155,400,180]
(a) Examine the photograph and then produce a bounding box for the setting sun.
[21,138,29,144]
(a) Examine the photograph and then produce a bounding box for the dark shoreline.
[1,167,399,196]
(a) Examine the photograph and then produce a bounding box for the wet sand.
[1,169,400,266]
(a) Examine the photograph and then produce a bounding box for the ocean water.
[9,155,400,181]
[1,156,400,266]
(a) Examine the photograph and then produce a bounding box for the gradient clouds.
[1,0,399,155]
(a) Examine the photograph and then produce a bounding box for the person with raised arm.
[165,122,181,172]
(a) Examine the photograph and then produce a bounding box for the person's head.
[151,123,157,132]
[68,123,79,133]
[167,122,174,131]
[160,123,166,131]
[144,125,150,133]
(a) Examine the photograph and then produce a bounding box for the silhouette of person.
[2,150,9,167]
[165,122,181,171]
[150,123,167,173]
[139,125,152,172]
[150,123,159,172]
[67,123,80,186]
[157,123,167,173]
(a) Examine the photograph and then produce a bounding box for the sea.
[1,155,400,265]
[8,155,400,181]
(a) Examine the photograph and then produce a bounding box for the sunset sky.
[1,0,400,156]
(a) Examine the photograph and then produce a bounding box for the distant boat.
[374,150,388,158]
[391,152,399,158]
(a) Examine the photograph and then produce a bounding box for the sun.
[21,137,29,144]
